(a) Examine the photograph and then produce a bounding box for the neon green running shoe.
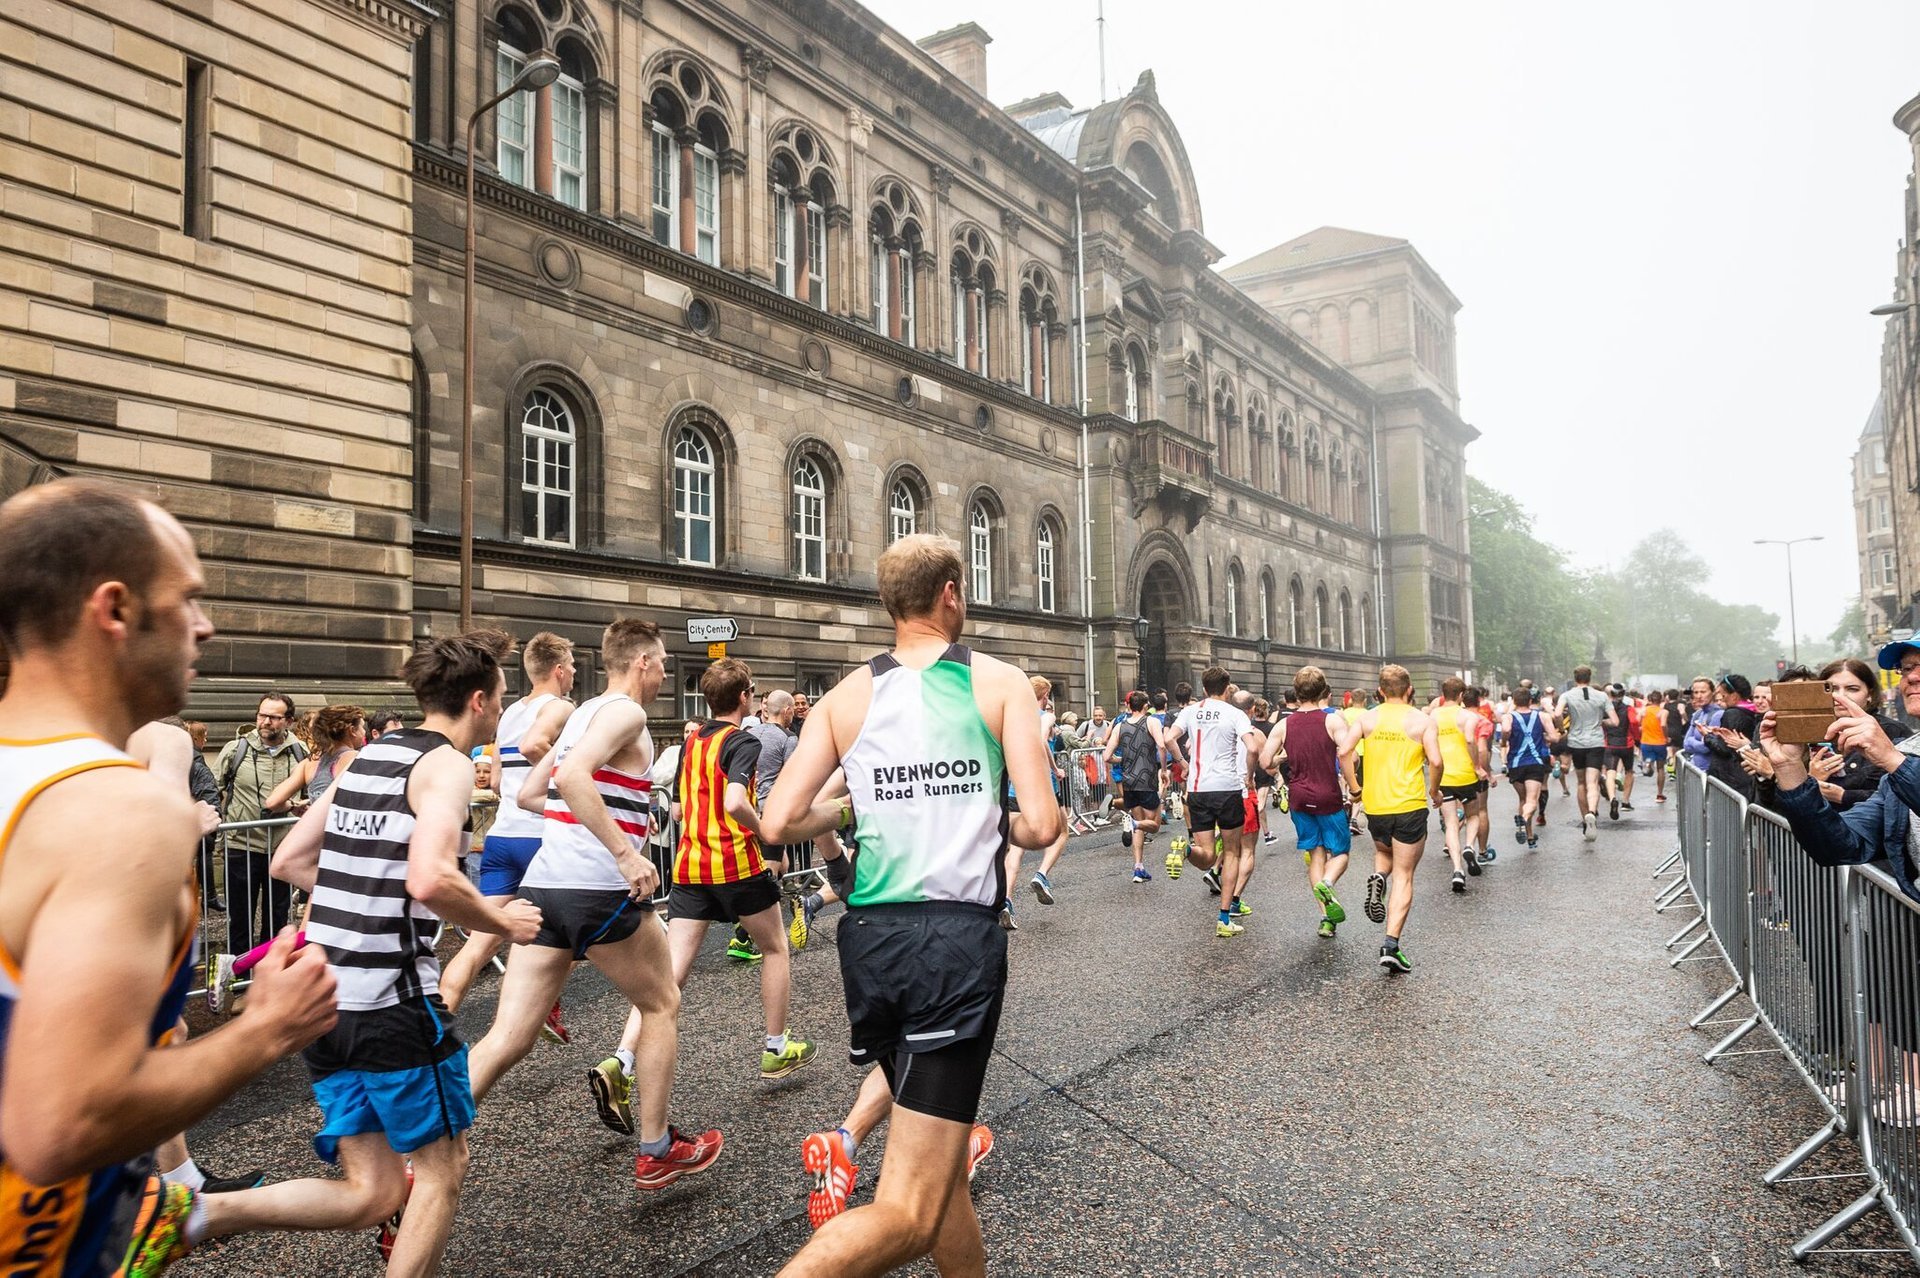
[727,936,762,962]
[761,1036,818,1080]
[1317,918,1337,939]
[588,1056,635,1134]
[788,902,810,953]
[1165,839,1186,879]
[1313,880,1347,924]
[120,1179,196,1277]
[1231,900,1252,918]
[1215,920,1245,938]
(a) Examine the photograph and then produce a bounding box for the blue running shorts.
[1291,809,1352,857]
[312,1047,474,1162]
[479,834,541,896]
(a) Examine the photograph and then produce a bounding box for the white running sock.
[766,1033,787,1053]
[614,1048,636,1077]
[162,1157,205,1191]
[184,1192,211,1245]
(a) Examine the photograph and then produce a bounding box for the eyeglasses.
[256,712,288,721]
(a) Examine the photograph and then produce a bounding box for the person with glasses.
[210,692,310,995]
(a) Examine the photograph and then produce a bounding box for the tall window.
[652,109,722,264]
[1289,578,1306,646]
[520,389,574,546]
[969,502,993,604]
[1037,521,1057,614]
[1225,565,1241,638]
[1125,344,1148,421]
[793,456,825,581]
[772,185,794,297]
[651,122,677,246]
[773,180,827,308]
[1361,596,1375,654]
[673,426,715,564]
[680,671,703,722]
[495,45,532,187]
[1874,493,1892,532]
[806,201,827,308]
[871,232,890,336]
[888,481,917,543]
[1339,590,1353,652]
[552,76,586,210]
[1258,574,1272,640]
[951,260,967,364]
[1315,585,1332,649]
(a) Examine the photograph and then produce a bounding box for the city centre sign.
[687,617,739,643]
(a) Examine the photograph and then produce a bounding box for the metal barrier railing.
[1063,746,1113,833]
[1661,757,1920,1264]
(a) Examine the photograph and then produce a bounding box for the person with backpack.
[213,692,308,984]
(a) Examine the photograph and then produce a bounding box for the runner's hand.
[498,897,543,945]
[243,927,337,1054]
[1829,692,1902,773]
[193,799,220,837]
[617,851,659,902]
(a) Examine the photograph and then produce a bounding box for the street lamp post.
[461,55,562,632]
[1754,535,1824,665]
[1132,615,1152,691]
[1255,635,1272,703]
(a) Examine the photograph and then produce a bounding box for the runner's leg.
[1440,802,1466,875]
[780,1104,975,1278]
[467,944,574,1103]
[738,904,794,1042]
[197,1132,408,1237]
[585,923,682,1144]
[1385,835,1425,940]
[438,895,509,1012]
[383,1130,469,1278]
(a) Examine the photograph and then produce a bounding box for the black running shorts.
[521,887,650,958]
[1570,747,1606,773]
[1366,809,1429,846]
[1439,782,1486,804]
[839,902,1006,1123]
[1123,788,1161,813]
[1186,789,1246,832]
[1605,747,1635,769]
[1507,764,1549,786]
[668,872,781,923]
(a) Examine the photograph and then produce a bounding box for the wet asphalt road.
[181,779,1916,1276]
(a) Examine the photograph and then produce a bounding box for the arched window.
[1019,268,1057,402]
[519,388,574,546]
[1123,345,1144,421]
[1361,595,1375,655]
[1315,584,1332,649]
[1339,590,1353,652]
[1289,577,1306,646]
[969,501,993,604]
[1036,519,1057,614]
[648,71,727,265]
[1122,141,1178,228]
[494,13,596,212]
[771,124,835,309]
[792,456,826,581]
[673,426,716,564]
[869,182,924,346]
[888,479,917,542]
[1258,572,1273,640]
[1225,563,1242,638]
[950,229,995,377]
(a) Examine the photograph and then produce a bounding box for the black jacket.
[1704,703,1759,801]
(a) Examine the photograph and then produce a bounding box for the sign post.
[687,617,739,644]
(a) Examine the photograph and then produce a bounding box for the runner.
[1541,685,1572,802]
[1468,687,1498,862]
[0,480,336,1277]
[1432,678,1491,893]
[1103,690,1168,882]
[1639,690,1670,802]
[761,533,1060,1278]
[1558,665,1618,842]
[1602,683,1637,818]
[466,619,724,1190]
[1163,667,1265,937]
[205,628,542,1274]
[1001,674,1069,926]
[1257,666,1352,939]
[1500,687,1557,848]
[1248,697,1279,847]
[1340,665,1442,973]
[438,630,575,1025]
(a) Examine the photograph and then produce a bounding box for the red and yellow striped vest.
[675,723,764,884]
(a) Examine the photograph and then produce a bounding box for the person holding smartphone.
[1811,658,1914,808]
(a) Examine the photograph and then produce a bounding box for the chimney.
[917,22,991,97]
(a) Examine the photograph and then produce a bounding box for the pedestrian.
[368,708,406,740]
[1701,674,1759,802]
[213,692,309,984]
[1681,676,1722,773]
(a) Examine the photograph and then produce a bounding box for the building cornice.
[329,0,436,41]
[1376,386,1479,445]
[1897,91,1920,139]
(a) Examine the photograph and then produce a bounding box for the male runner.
[0,481,337,1276]
[1541,686,1572,801]
[204,630,542,1276]
[1103,690,1167,882]
[1258,666,1352,938]
[1640,690,1671,801]
[762,533,1060,1278]
[1500,688,1556,848]
[1433,678,1490,893]
[467,619,723,1189]
[1340,665,1441,972]
[1602,682,1637,818]
[1001,675,1069,926]
[439,630,575,1023]
[1559,665,1618,842]
[1164,667,1265,936]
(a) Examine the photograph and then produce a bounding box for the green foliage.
[1466,476,1602,684]
[1829,600,1867,655]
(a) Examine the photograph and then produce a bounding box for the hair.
[1230,689,1254,711]
[1378,664,1412,698]
[764,688,795,716]
[522,631,574,681]
[1030,674,1052,699]
[1201,666,1230,697]
[404,628,515,718]
[1720,672,1753,700]
[182,718,208,748]
[602,618,662,674]
[1440,676,1465,701]
[1689,675,1714,692]
[1463,686,1482,708]
[701,657,752,716]
[1818,657,1882,715]
[1779,664,1818,683]
[0,479,167,655]
[1151,691,1168,711]
[1251,697,1270,719]
[877,533,964,621]
[1513,687,1534,708]
[1127,690,1148,711]
[1573,665,1593,684]
[311,704,367,750]
[370,707,406,733]
[1293,665,1329,702]
[257,690,297,719]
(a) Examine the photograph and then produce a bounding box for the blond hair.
[1378,664,1412,698]
[877,533,964,621]
[523,631,573,681]
[602,618,662,673]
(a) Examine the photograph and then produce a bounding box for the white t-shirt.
[1174,699,1254,794]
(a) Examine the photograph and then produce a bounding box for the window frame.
[1037,520,1057,614]
[969,501,994,604]
[551,73,587,210]
[792,454,827,582]
[518,387,576,548]
[495,44,532,188]
[692,143,719,265]
[651,120,679,246]
[1225,564,1241,638]
[672,425,717,566]
[888,479,918,543]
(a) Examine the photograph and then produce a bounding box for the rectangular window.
[520,432,574,546]
[552,77,586,211]
[1041,330,1052,401]
[972,290,989,377]
[1881,550,1898,588]
[1875,493,1892,532]
[795,491,824,581]
[1037,534,1055,614]
[1874,441,1889,476]
[772,189,793,297]
[182,58,210,239]
[806,203,827,309]
[676,469,713,564]
[870,235,888,333]
[692,146,719,265]
[496,47,531,188]
[901,258,916,345]
[651,123,677,246]
[952,275,966,363]
[680,672,704,723]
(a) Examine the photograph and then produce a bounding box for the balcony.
[1126,418,1215,531]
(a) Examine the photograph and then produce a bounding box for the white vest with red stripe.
[522,692,654,891]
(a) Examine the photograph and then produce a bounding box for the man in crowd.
[1558,665,1618,842]
[1341,665,1442,972]
[214,691,309,976]
[1104,690,1168,883]
[1602,683,1638,818]
[1164,667,1265,937]
[1259,666,1353,938]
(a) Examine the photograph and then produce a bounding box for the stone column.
[675,125,697,255]
[532,79,554,197]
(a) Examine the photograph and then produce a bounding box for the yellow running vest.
[1435,705,1479,788]
[1362,702,1429,815]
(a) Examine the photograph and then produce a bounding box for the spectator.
[367,707,406,740]
[1681,675,1722,773]
[752,690,797,873]
[1809,658,1913,809]
[215,691,308,962]
[182,718,224,909]
[1700,674,1759,801]
[263,704,365,815]
[790,692,811,734]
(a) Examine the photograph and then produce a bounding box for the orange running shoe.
[966,1124,995,1182]
[802,1130,859,1229]
[634,1126,724,1191]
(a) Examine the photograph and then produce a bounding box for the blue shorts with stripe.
[479,834,541,896]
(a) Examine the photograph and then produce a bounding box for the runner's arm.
[407,749,540,940]
[2,773,336,1184]
[995,664,1062,850]
[551,700,657,897]
[269,785,335,891]
[1420,715,1444,802]
[721,731,765,838]
[1337,714,1364,796]
[129,721,219,835]
[518,697,574,765]
[1257,717,1285,773]
[761,684,862,843]
[517,746,557,814]
[261,760,311,813]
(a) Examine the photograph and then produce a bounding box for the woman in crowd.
[1811,657,1913,808]
[1701,674,1759,801]
[263,703,365,814]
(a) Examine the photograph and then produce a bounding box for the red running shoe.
[540,1000,571,1045]
[802,1131,858,1229]
[376,1160,414,1261]
[634,1126,724,1190]
[967,1124,994,1182]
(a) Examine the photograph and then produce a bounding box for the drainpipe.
[1074,190,1095,713]
[1368,398,1387,662]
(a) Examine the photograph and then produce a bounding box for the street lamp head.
[514,55,563,92]
[1132,615,1151,644]
[1871,302,1919,316]
[1255,636,1272,659]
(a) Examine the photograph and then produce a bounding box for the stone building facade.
[3,0,1478,727]
[1854,397,1897,645]
[1881,91,1920,639]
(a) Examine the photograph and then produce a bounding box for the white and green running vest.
[842,644,1009,908]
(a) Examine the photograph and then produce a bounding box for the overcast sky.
[867,0,1920,650]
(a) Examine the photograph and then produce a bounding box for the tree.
[1467,477,1600,685]
[1829,600,1866,656]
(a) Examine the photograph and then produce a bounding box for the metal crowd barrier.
[1063,746,1113,834]
[1661,757,1920,1264]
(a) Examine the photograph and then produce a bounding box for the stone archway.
[1137,560,1186,694]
